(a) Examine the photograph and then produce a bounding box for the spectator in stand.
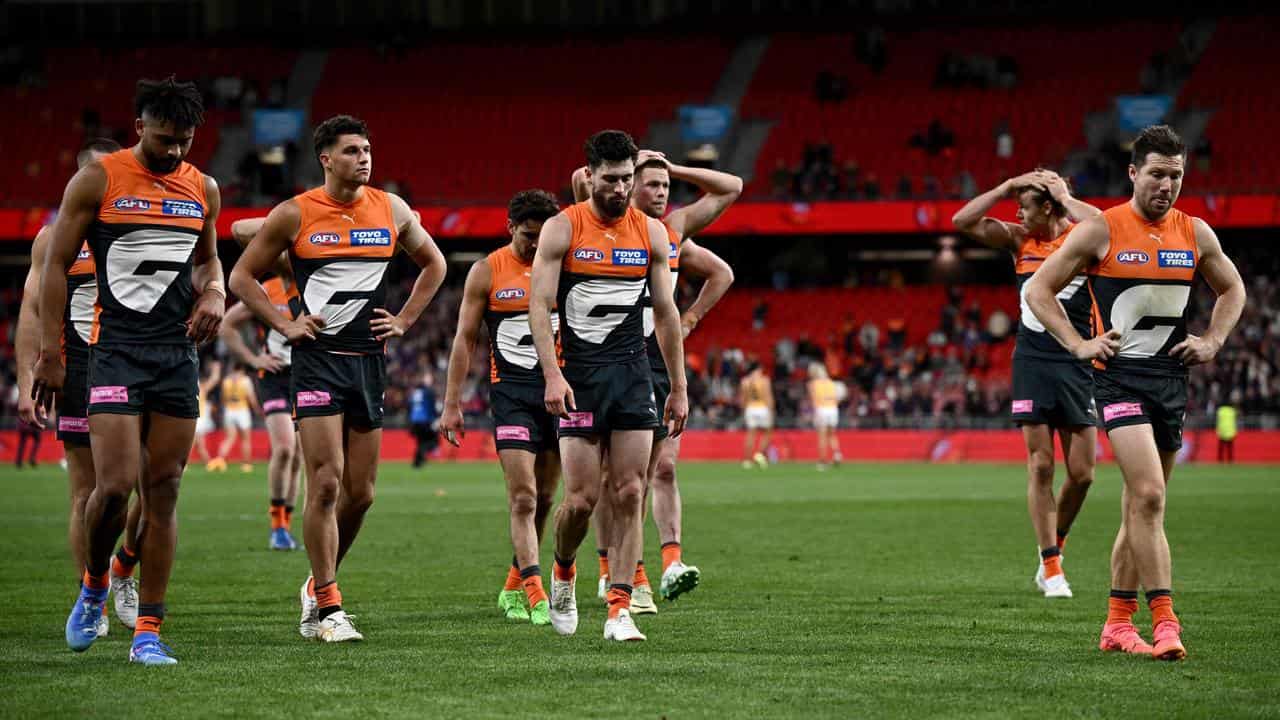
[753,298,769,330]
[408,370,438,468]
[995,119,1014,159]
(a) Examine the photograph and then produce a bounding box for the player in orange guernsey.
[229,115,447,643]
[530,130,689,642]
[33,78,226,665]
[1027,125,1246,661]
[440,189,563,627]
[16,138,145,637]
[953,169,1103,598]
[573,149,738,610]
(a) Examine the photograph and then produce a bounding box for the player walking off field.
[953,168,1102,598]
[229,115,446,643]
[1027,125,1246,659]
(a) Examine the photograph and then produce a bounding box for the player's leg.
[742,426,756,467]
[603,429,652,640]
[216,421,236,462]
[549,435,604,636]
[285,431,303,535]
[297,414,345,638]
[334,425,379,571]
[592,459,615,599]
[65,446,95,575]
[265,412,298,549]
[1100,485,1151,654]
[653,433,699,601]
[759,425,773,466]
[1148,447,1184,660]
[817,424,829,466]
[499,448,542,622]
[1021,423,1067,596]
[533,448,560,542]
[239,414,253,468]
[1055,425,1096,548]
[110,487,143,630]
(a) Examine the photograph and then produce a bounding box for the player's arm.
[440,259,491,446]
[530,213,574,418]
[1025,217,1120,360]
[187,176,226,345]
[229,200,323,344]
[245,377,262,416]
[231,217,266,247]
[659,158,744,239]
[220,301,284,373]
[376,193,447,340]
[16,228,50,426]
[648,217,689,437]
[32,162,106,411]
[950,172,1043,252]
[675,238,734,338]
[1170,219,1246,365]
[1042,172,1101,222]
[571,166,591,203]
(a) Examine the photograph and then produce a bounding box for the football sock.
[1055,529,1068,551]
[270,499,286,530]
[553,555,575,582]
[597,548,609,578]
[284,505,295,530]
[633,561,650,588]
[82,569,110,592]
[1146,590,1178,627]
[111,546,139,578]
[1040,546,1063,579]
[315,581,343,620]
[606,584,632,619]
[1107,590,1139,624]
[520,565,547,606]
[660,542,682,572]
[135,604,164,638]
[504,557,522,591]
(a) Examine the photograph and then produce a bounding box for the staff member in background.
[410,370,439,468]
[1216,391,1238,464]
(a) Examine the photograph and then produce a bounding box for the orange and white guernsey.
[1087,204,1198,376]
[63,241,96,363]
[485,246,558,384]
[289,186,397,355]
[1015,225,1091,360]
[260,276,301,367]
[557,201,652,368]
[641,223,682,371]
[89,149,207,345]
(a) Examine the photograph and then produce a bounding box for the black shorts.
[57,360,91,447]
[257,369,292,416]
[1010,354,1095,428]
[559,357,658,438]
[490,380,558,453]
[1094,370,1188,452]
[650,367,672,442]
[291,349,385,430]
[87,344,200,419]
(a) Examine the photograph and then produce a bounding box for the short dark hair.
[313,115,369,163]
[1131,125,1185,168]
[508,189,559,225]
[635,159,668,182]
[134,76,204,130]
[1014,170,1067,217]
[584,130,638,170]
[77,137,121,168]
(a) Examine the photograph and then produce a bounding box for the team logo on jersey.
[495,288,526,301]
[1116,250,1149,265]
[113,197,151,212]
[162,199,205,219]
[350,228,392,246]
[612,248,648,266]
[573,248,604,262]
[77,248,91,260]
[309,232,341,245]
[1157,249,1194,268]
[667,242,679,259]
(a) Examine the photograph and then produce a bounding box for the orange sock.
[633,561,650,588]
[135,615,162,636]
[606,586,631,619]
[1056,530,1068,551]
[1148,594,1179,627]
[554,558,575,582]
[82,569,109,591]
[1107,595,1139,625]
[597,550,609,579]
[661,542,682,572]
[269,505,285,530]
[306,576,316,599]
[1042,554,1063,579]
[522,574,547,606]
[284,505,294,529]
[110,547,138,578]
[503,563,522,591]
[314,581,342,610]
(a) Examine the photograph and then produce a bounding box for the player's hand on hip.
[1170,333,1221,366]
[188,291,226,345]
[30,352,65,415]
[284,315,326,344]
[371,308,408,340]
[544,373,575,420]
[664,387,690,438]
[1072,329,1120,361]
[439,403,465,447]
[254,353,285,374]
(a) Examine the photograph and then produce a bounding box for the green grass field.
[2,460,1278,719]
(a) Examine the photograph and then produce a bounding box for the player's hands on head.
[636,149,669,169]
[30,352,66,415]
[1071,329,1121,361]
[1009,170,1049,192]
[188,291,226,345]
[1170,333,1221,366]
[253,353,285,374]
[544,373,576,420]
[371,308,408,340]
[1041,172,1071,201]
[439,403,464,447]
[283,315,326,344]
[664,387,690,438]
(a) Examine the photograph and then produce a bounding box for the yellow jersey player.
[807,363,843,470]
[214,363,259,472]
[739,363,774,468]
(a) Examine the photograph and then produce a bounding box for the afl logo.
[495,288,526,301]
[309,232,341,245]
[573,248,604,262]
[1116,251,1149,265]
[77,248,91,260]
[113,197,150,211]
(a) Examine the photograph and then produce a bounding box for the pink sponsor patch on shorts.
[1011,399,1034,414]
[59,416,89,433]
[89,386,128,404]
[1103,402,1144,423]
[262,399,288,413]
[559,411,594,429]
[496,425,531,441]
[296,390,332,408]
